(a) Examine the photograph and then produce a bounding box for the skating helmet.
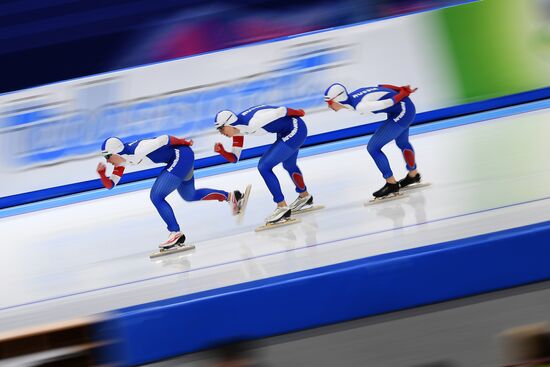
[101,137,124,159]
[324,83,349,106]
[214,110,238,130]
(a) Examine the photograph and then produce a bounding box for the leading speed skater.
[324,83,422,199]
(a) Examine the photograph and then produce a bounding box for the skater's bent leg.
[258,157,285,205]
[367,122,404,182]
[177,176,228,202]
[282,151,308,196]
[395,128,417,175]
[258,141,296,205]
[150,171,183,232]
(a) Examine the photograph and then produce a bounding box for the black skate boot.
[230,184,251,216]
[372,182,400,198]
[231,190,243,215]
[399,173,421,189]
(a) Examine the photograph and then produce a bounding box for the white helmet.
[324,83,349,104]
[101,137,124,157]
[215,110,238,129]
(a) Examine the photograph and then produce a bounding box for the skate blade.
[400,182,431,191]
[236,184,252,224]
[150,244,195,258]
[255,218,300,232]
[365,192,407,206]
[293,205,325,215]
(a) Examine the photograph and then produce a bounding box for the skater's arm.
[378,84,401,91]
[230,135,244,161]
[356,86,417,114]
[133,135,170,163]
[248,107,287,132]
[355,98,394,114]
[97,162,125,189]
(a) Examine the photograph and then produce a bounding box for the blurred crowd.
[0,0,465,93]
[501,323,550,367]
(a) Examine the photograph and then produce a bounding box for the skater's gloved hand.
[214,142,225,153]
[400,85,418,94]
[96,162,107,175]
[286,108,305,117]
[214,142,237,163]
[393,85,418,103]
[169,136,193,146]
[97,162,114,189]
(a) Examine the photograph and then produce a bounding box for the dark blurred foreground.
[1,281,549,366]
[146,281,550,367]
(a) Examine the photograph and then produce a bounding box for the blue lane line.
[1,194,549,313]
[1,98,548,219]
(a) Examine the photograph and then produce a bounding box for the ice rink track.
[0,101,549,333]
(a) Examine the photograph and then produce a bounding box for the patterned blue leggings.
[258,118,308,203]
[367,101,417,179]
[150,147,228,232]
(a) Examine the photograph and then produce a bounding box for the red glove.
[393,85,418,103]
[96,162,114,189]
[97,162,107,175]
[214,142,237,163]
[401,85,417,94]
[169,136,193,146]
[286,108,305,117]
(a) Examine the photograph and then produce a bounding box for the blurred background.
[0,0,468,94]
[1,1,549,366]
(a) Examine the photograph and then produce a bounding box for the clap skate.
[398,173,430,191]
[255,206,300,232]
[230,184,252,217]
[365,182,406,205]
[289,194,324,215]
[150,232,195,258]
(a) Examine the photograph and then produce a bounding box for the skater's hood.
[215,110,239,129]
[324,83,351,106]
[101,137,124,156]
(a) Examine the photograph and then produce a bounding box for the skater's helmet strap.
[215,110,238,129]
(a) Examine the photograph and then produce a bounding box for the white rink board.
[0,10,454,198]
[0,108,549,332]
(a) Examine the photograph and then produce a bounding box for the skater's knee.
[367,141,381,155]
[150,190,166,206]
[178,188,194,201]
[178,185,196,201]
[258,159,275,175]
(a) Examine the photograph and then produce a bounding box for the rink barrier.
[102,220,550,366]
[1,87,549,213]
